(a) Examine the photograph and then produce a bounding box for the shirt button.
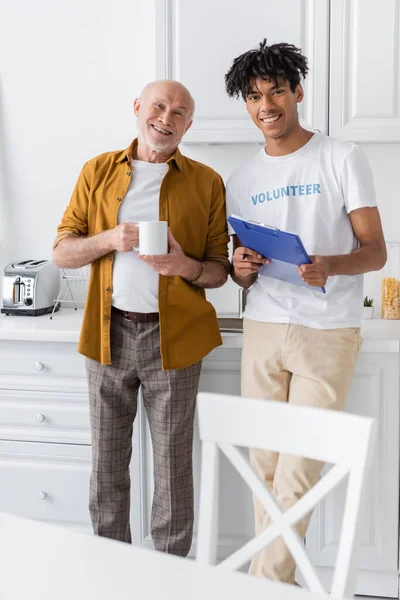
[127,172,131,176]
[104,315,110,321]
[117,197,122,202]
[107,256,113,262]
[106,287,111,292]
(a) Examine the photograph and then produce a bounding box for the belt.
[112,306,159,323]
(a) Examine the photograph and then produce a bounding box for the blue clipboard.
[228,215,326,294]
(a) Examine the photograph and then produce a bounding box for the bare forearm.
[326,242,387,276]
[52,233,113,268]
[184,259,228,289]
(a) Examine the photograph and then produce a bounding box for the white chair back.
[196,392,376,599]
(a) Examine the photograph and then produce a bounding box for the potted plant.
[363,296,374,319]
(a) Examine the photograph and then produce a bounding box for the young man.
[53,80,229,555]
[225,40,386,584]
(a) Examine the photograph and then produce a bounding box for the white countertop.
[0,309,84,343]
[1,310,400,352]
[220,318,400,353]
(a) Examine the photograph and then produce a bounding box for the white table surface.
[0,512,337,600]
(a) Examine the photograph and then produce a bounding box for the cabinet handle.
[35,413,45,423]
[34,361,44,371]
[37,491,47,501]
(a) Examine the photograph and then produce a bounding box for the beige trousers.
[242,319,362,584]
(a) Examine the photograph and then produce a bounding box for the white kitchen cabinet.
[154,0,400,144]
[0,440,91,532]
[0,388,90,445]
[155,0,329,143]
[0,339,86,381]
[0,317,92,532]
[306,351,400,597]
[329,0,400,142]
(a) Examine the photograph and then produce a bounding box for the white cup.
[139,221,168,255]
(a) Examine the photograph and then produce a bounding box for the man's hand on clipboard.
[232,245,269,276]
[298,255,330,288]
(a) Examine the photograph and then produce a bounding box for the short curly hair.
[225,39,308,99]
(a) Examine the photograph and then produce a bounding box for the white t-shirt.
[112,159,168,312]
[226,133,377,329]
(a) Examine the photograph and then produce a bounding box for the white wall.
[1,0,399,316]
[0,0,146,261]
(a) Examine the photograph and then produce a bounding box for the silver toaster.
[1,260,60,316]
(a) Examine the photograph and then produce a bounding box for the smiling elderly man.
[52,80,229,555]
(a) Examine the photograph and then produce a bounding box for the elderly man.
[52,80,229,556]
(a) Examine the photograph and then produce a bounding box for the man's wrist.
[104,229,116,252]
[323,255,334,277]
[230,264,257,288]
[182,258,203,283]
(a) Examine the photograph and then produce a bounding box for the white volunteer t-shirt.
[226,133,377,329]
[112,159,168,312]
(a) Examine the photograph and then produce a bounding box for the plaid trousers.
[86,310,201,556]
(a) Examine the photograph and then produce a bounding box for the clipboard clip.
[248,219,279,231]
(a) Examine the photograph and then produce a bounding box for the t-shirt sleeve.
[226,177,241,235]
[341,145,377,214]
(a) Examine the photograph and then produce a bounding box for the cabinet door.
[0,440,92,532]
[0,340,87,391]
[155,0,329,143]
[0,388,90,445]
[306,353,400,598]
[330,0,400,142]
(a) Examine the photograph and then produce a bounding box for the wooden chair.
[196,392,376,598]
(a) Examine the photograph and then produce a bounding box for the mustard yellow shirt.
[54,140,229,369]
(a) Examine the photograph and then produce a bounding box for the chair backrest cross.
[196,392,376,599]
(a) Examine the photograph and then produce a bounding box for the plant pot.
[362,306,374,319]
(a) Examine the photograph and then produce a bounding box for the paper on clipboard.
[228,214,326,294]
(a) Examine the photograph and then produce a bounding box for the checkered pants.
[86,310,201,556]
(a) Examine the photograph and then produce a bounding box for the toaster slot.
[12,260,34,268]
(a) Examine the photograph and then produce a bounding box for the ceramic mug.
[138,221,168,255]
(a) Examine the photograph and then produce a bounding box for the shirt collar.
[116,138,183,171]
